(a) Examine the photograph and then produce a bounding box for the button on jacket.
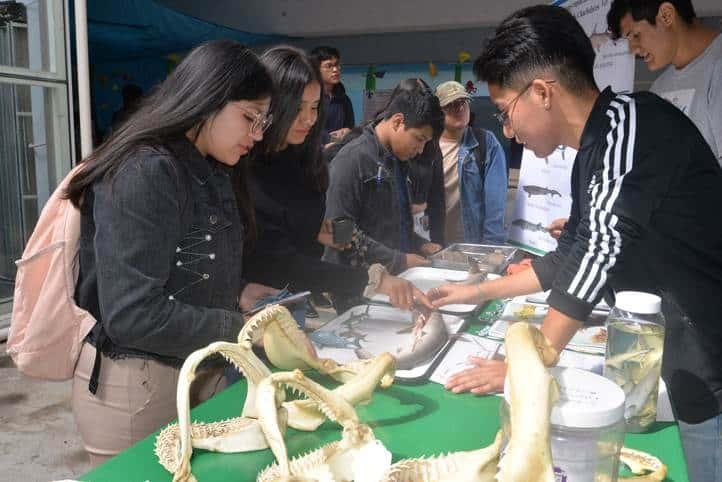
[75,137,245,366]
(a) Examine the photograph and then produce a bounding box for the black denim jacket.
[76,137,245,366]
[323,124,424,274]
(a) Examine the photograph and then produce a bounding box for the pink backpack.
[7,165,97,380]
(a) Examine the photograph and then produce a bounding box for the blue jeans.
[678,414,722,482]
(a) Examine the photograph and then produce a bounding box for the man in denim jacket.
[435,81,508,245]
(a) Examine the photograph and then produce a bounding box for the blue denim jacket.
[75,138,245,366]
[457,127,508,244]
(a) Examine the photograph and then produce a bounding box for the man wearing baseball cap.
[435,81,508,244]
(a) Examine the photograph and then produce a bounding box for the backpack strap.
[88,330,106,394]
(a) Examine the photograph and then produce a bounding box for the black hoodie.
[321,82,355,143]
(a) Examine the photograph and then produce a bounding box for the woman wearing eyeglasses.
[244,46,432,316]
[65,40,279,464]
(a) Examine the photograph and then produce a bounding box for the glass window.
[0,80,70,315]
[0,1,70,321]
[0,0,64,75]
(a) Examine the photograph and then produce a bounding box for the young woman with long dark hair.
[65,40,278,464]
[244,46,430,312]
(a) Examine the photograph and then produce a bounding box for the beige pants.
[72,342,226,466]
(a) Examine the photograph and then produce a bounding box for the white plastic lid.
[504,367,625,429]
[614,291,662,314]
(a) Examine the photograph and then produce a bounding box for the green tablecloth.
[80,304,689,481]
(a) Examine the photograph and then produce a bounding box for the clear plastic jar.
[603,291,665,433]
[501,367,626,482]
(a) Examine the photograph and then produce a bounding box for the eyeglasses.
[492,80,556,127]
[443,98,470,113]
[239,106,273,134]
[320,62,341,71]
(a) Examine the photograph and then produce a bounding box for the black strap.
[88,330,106,395]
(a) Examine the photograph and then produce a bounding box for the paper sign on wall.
[508,147,576,255]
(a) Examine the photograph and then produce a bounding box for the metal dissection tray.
[310,304,465,383]
[430,243,518,273]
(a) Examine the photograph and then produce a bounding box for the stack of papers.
[524,290,611,311]
[488,290,610,355]
[487,319,607,355]
[428,332,674,422]
[429,334,501,385]
[429,333,605,385]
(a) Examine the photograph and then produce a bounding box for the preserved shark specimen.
[393,310,449,370]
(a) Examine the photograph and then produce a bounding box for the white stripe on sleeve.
[567,95,637,303]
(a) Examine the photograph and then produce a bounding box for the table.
[80,308,689,481]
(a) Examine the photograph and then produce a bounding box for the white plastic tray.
[309,304,465,382]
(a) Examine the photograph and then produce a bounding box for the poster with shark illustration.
[508,146,576,254]
[558,0,636,94]
[508,0,635,255]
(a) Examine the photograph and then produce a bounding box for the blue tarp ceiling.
[83,0,283,62]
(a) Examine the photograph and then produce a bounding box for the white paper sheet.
[429,334,501,385]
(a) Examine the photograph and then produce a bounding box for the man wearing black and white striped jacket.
[429,6,722,478]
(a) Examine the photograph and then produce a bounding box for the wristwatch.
[363,263,387,298]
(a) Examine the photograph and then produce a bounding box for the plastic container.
[603,291,665,432]
[501,367,626,482]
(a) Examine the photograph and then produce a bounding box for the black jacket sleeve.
[536,99,668,322]
[244,180,368,297]
[323,145,407,273]
[343,94,355,129]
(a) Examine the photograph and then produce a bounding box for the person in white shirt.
[608,0,722,164]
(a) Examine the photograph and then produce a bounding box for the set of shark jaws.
[154,304,667,482]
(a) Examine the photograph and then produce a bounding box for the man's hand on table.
[378,272,433,310]
[405,253,431,269]
[419,242,442,256]
[445,357,506,394]
[427,283,485,307]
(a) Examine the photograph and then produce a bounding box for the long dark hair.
[65,40,273,237]
[255,45,328,193]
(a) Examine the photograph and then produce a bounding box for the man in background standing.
[435,81,508,245]
[310,46,356,145]
[608,0,721,164]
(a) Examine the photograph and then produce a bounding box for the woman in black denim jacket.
[64,40,279,464]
